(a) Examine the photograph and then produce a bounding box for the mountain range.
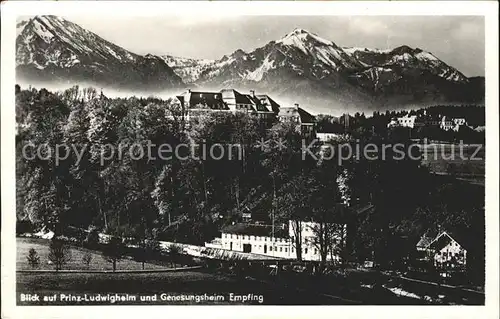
[16,16,484,114]
[16,16,183,93]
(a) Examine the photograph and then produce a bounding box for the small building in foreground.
[416,229,467,276]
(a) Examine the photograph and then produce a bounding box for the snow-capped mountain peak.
[277,28,335,52]
[343,45,469,83]
[16,15,184,91]
[166,26,472,92]
[273,28,363,72]
[17,15,139,67]
[16,18,483,110]
[342,47,392,55]
[161,55,218,83]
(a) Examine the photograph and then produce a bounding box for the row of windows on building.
[235,104,273,116]
[278,116,300,123]
[398,119,414,124]
[229,242,317,255]
[194,93,219,99]
[185,104,228,111]
[236,104,252,110]
[439,251,465,258]
[223,233,290,242]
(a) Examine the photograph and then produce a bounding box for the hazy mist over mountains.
[16,15,484,115]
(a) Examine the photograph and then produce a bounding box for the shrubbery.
[82,251,93,269]
[48,237,72,271]
[26,248,40,269]
[84,228,101,249]
[102,236,125,272]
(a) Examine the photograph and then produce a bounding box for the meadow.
[17,237,169,271]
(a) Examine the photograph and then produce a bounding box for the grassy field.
[17,237,169,271]
[16,238,347,304]
[16,239,479,305]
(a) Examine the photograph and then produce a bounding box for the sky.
[59,15,483,77]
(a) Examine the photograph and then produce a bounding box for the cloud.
[167,15,239,27]
[347,17,391,36]
[451,20,484,41]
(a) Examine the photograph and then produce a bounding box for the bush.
[102,236,125,272]
[168,244,182,268]
[82,251,93,269]
[84,228,101,249]
[48,237,72,271]
[134,239,162,269]
[57,235,79,244]
[27,248,40,269]
[64,226,88,244]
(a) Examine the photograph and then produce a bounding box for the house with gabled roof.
[220,89,277,120]
[247,90,275,120]
[176,88,282,122]
[220,88,255,113]
[256,94,280,115]
[416,229,467,275]
[440,116,455,131]
[278,103,316,137]
[176,89,229,119]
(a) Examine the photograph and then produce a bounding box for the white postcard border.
[1,1,498,318]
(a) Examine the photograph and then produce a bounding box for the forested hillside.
[15,85,484,277]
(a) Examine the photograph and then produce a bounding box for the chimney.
[294,103,299,109]
[186,88,191,93]
[250,90,255,97]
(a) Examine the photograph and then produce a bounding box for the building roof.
[278,106,315,124]
[246,94,272,113]
[177,90,229,110]
[428,232,457,251]
[220,89,253,106]
[441,116,453,123]
[256,94,281,114]
[176,95,185,106]
[298,108,315,124]
[416,229,467,251]
[233,90,253,105]
[398,115,417,120]
[416,228,440,249]
[221,223,288,239]
[416,235,435,249]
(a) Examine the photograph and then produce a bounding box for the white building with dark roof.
[397,114,417,128]
[176,88,278,120]
[416,229,467,275]
[176,89,228,111]
[205,220,347,261]
[440,116,455,131]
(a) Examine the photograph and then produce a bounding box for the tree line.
[16,85,484,279]
[315,105,485,144]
